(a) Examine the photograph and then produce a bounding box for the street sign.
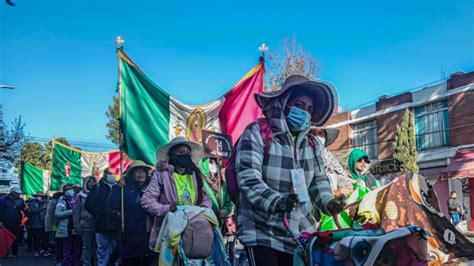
[370,159,401,175]
[202,130,233,160]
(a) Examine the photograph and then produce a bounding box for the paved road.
[0,245,55,266]
[0,235,472,266]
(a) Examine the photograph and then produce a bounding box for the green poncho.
[320,149,379,231]
[198,158,233,219]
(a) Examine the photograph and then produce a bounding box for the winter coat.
[141,161,212,250]
[45,198,59,233]
[107,177,151,258]
[235,89,334,254]
[73,176,96,233]
[54,196,76,238]
[85,180,120,233]
[0,195,25,228]
[27,198,47,229]
[448,198,460,215]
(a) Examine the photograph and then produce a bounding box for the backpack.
[225,118,317,204]
[182,215,215,259]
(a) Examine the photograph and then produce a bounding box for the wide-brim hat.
[34,191,45,197]
[323,127,340,147]
[255,75,338,126]
[10,186,22,194]
[124,160,152,176]
[156,136,204,162]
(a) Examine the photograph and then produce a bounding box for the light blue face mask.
[286,106,312,132]
[64,189,75,198]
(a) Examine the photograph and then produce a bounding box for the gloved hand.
[169,203,177,212]
[275,193,299,213]
[327,195,345,215]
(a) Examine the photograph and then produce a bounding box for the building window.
[415,100,450,151]
[352,120,377,160]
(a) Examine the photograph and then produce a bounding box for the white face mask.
[105,174,116,185]
[209,163,218,175]
[316,136,326,147]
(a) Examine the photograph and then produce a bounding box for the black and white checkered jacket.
[235,90,334,254]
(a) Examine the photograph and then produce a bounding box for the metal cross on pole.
[258,43,268,56]
[115,36,125,50]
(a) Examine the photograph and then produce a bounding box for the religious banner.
[119,49,265,165]
[202,130,233,160]
[50,141,132,191]
[20,162,50,195]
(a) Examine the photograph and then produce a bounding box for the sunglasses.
[357,157,370,163]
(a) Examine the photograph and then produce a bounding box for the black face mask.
[170,154,194,173]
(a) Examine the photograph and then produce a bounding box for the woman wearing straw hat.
[107,160,154,266]
[141,136,211,252]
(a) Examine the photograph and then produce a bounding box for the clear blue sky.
[1,0,473,150]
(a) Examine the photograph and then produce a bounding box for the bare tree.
[267,35,320,91]
[0,116,27,172]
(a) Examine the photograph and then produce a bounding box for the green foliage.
[105,95,120,145]
[19,137,69,170]
[393,109,419,174]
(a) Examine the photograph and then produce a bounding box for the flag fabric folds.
[50,141,132,191]
[20,162,50,195]
[119,50,265,165]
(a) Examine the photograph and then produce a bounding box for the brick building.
[325,71,474,230]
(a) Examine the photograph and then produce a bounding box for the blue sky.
[1,0,473,150]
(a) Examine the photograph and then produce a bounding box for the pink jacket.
[141,160,212,250]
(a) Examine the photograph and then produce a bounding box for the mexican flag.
[20,162,50,195]
[119,50,265,165]
[50,141,132,191]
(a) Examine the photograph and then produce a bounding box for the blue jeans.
[96,232,118,266]
[81,231,97,266]
[451,213,461,225]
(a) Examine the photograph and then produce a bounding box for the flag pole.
[115,36,125,234]
[258,43,268,91]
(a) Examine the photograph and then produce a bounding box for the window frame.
[414,100,450,151]
[351,119,378,160]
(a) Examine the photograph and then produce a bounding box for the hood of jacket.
[79,176,97,198]
[259,87,311,137]
[347,149,369,181]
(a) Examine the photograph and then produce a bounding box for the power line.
[29,137,118,150]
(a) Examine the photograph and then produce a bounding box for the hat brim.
[125,165,153,178]
[255,79,338,126]
[156,140,203,162]
[324,128,340,147]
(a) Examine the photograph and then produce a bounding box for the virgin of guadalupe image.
[186,108,207,142]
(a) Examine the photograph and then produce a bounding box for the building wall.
[447,72,474,91]
[449,90,474,147]
[326,111,352,155]
[376,92,413,111]
[376,110,406,160]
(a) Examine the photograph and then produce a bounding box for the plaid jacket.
[235,90,333,254]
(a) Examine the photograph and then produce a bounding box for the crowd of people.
[1,74,466,266]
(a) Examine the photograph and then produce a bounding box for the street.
[0,245,54,266]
